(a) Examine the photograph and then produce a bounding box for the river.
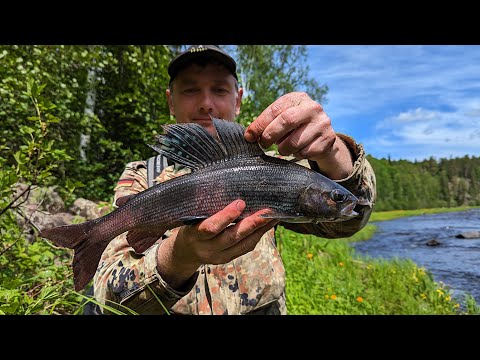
[352,208,480,304]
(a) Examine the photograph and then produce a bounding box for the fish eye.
[330,189,347,202]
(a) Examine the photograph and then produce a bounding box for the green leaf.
[13,151,27,165]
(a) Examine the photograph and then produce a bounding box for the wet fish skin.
[40,118,358,291]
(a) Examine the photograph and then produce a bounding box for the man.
[92,45,376,315]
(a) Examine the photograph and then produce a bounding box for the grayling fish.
[40,118,359,291]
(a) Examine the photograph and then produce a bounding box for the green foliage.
[74,45,173,200]
[0,81,83,314]
[1,46,90,168]
[0,240,80,315]
[0,45,173,201]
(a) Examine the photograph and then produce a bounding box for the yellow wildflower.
[330,294,337,300]
[307,253,313,259]
[356,296,363,303]
[338,262,344,267]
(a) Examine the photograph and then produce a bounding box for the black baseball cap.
[168,45,238,84]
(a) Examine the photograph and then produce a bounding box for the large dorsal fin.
[149,118,264,170]
[212,118,265,159]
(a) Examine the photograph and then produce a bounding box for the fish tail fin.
[40,220,110,291]
[40,221,95,249]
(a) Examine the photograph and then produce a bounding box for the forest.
[370,155,480,211]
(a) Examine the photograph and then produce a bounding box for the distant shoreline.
[369,206,480,222]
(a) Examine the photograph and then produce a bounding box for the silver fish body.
[40,119,358,291]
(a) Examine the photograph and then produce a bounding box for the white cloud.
[377,108,438,125]
[307,45,480,160]
[374,107,480,145]
[364,106,480,160]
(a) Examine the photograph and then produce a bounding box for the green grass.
[279,206,480,315]
[370,206,480,222]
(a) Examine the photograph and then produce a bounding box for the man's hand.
[244,92,353,180]
[156,199,278,290]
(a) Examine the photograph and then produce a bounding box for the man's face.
[167,63,243,137]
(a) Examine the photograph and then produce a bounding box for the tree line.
[369,155,480,211]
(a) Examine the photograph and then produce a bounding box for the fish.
[40,118,359,291]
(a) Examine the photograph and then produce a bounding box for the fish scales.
[111,157,309,230]
[40,118,359,291]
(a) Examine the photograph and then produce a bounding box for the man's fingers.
[244,97,289,142]
[259,107,308,149]
[275,119,332,157]
[222,208,277,248]
[195,200,245,239]
[220,219,279,262]
[244,92,310,145]
[244,112,271,143]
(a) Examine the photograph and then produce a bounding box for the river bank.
[280,206,480,315]
[353,206,480,308]
[369,205,480,222]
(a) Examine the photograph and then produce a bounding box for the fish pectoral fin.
[126,229,166,254]
[115,194,136,207]
[178,216,210,225]
[259,212,310,223]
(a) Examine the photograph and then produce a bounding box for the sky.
[306,45,480,161]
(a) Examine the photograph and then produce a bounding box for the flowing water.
[352,208,480,303]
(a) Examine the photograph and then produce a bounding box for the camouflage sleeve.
[281,133,377,238]
[92,160,198,315]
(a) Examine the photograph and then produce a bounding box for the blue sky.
[306,45,480,161]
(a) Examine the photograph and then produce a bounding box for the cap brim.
[168,47,237,82]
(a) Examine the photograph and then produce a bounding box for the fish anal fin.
[126,229,166,254]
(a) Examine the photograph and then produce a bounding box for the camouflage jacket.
[93,133,376,315]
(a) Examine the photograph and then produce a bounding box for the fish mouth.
[313,201,358,223]
[340,201,358,218]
